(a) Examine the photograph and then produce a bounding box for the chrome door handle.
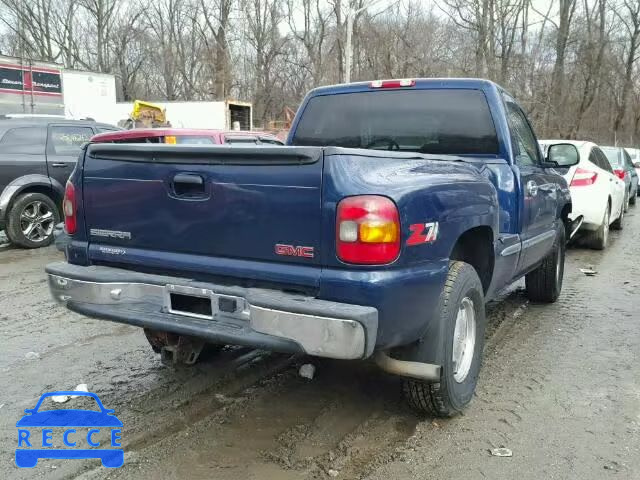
[51,163,68,168]
[526,180,538,196]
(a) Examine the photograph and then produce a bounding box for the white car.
[539,140,625,249]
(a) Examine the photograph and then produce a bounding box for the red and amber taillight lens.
[63,181,76,234]
[614,169,626,180]
[336,195,400,264]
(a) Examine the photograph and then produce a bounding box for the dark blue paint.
[64,78,570,351]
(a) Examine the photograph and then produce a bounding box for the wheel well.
[8,185,62,216]
[449,226,494,294]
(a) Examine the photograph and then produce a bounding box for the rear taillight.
[570,168,598,187]
[63,181,76,234]
[614,169,626,180]
[336,195,400,264]
[369,79,415,88]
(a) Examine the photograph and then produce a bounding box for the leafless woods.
[1,0,639,144]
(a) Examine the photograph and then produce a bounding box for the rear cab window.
[290,89,499,155]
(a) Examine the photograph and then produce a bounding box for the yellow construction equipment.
[118,100,170,129]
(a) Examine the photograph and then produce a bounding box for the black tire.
[630,188,636,205]
[525,225,565,303]
[6,192,60,248]
[403,261,486,417]
[611,201,624,230]
[623,190,630,213]
[587,203,609,250]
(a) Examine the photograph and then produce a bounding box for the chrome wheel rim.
[603,208,609,244]
[452,297,476,383]
[20,201,54,243]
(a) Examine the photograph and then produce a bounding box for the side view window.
[505,102,541,167]
[596,148,614,173]
[588,149,601,169]
[0,127,47,155]
[49,126,94,155]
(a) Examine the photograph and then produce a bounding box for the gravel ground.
[0,210,638,480]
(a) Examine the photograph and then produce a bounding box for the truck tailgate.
[81,144,324,282]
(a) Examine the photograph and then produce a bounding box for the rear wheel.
[403,261,486,417]
[6,193,60,248]
[525,225,565,303]
[588,203,609,250]
[630,187,637,205]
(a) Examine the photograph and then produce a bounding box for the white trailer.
[62,69,117,121]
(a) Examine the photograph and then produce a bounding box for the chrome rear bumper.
[47,262,378,360]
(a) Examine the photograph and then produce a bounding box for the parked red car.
[90,128,285,146]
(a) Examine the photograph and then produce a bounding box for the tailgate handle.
[172,173,206,197]
[174,173,203,185]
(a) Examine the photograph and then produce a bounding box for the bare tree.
[612,0,640,137]
[244,0,287,124]
[200,0,233,99]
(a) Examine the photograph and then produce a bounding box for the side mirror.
[546,143,580,167]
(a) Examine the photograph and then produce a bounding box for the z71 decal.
[406,222,439,246]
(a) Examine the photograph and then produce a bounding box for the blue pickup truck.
[47,78,578,416]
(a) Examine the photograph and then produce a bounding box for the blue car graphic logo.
[16,391,123,468]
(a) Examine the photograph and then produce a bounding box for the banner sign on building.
[0,64,62,96]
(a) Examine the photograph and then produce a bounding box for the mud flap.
[389,298,447,370]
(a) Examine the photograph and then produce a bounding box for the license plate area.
[169,292,213,318]
[163,284,249,320]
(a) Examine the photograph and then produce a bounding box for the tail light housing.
[63,181,77,234]
[336,195,400,264]
[570,168,598,187]
[614,169,626,180]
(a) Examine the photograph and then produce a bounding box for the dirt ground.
[0,212,638,480]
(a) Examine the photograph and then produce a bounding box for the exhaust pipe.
[373,351,441,382]
[569,215,584,240]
